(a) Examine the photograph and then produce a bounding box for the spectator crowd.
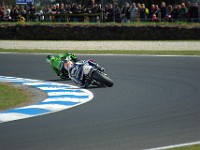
[0,0,199,23]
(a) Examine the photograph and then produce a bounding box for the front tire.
[92,71,114,87]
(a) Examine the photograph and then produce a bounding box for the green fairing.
[51,57,62,75]
[48,53,77,76]
[51,57,62,69]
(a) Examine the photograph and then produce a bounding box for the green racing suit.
[47,52,78,79]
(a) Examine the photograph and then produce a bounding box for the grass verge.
[0,83,30,111]
[168,144,200,150]
[0,21,199,28]
[1,49,200,55]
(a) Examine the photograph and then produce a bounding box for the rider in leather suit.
[47,52,78,79]
[64,59,105,87]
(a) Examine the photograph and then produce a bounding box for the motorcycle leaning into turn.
[46,53,114,88]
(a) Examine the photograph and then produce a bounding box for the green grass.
[0,21,199,27]
[0,83,30,110]
[1,48,200,55]
[168,144,200,150]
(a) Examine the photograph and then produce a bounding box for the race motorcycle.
[47,53,113,87]
[80,60,114,87]
[64,59,114,87]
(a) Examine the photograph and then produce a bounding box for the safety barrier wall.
[0,24,199,40]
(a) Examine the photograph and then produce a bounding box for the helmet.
[46,55,54,64]
[70,53,77,61]
[64,60,74,70]
[47,55,52,59]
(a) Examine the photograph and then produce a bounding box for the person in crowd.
[191,2,199,22]
[71,3,85,22]
[171,4,179,21]
[3,6,11,21]
[128,3,138,22]
[87,0,100,22]
[199,3,200,22]
[64,3,72,22]
[166,5,173,22]
[27,4,36,21]
[105,3,114,22]
[43,5,52,22]
[150,4,156,19]
[121,2,130,23]
[150,4,160,22]
[10,5,19,21]
[140,3,149,21]
[146,4,150,21]
[20,5,26,19]
[186,1,192,22]
[54,3,60,22]
[0,5,4,21]
[178,2,187,21]
[139,3,145,21]
[51,4,57,22]
[136,3,141,22]
[56,3,66,22]
[160,2,167,21]
[65,3,72,14]
[155,5,160,20]
[1,1,199,23]
[113,2,121,23]
[167,4,173,16]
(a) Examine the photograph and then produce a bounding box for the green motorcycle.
[46,52,78,79]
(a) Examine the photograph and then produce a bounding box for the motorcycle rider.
[64,59,105,87]
[46,52,78,79]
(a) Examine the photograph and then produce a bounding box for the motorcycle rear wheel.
[92,71,114,87]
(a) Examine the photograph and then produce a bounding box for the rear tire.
[92,71,114,87]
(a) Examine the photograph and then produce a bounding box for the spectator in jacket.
[178,2,187,21]
[43,5,52,22]
[121,2,130,23]
[171,4,179,21]
[105,3,114,22]
[10,5,19,21]
[140,3,149,21]
[27,4,36,21]
[160,2,167,21]
[191,2,199,22]
[56,3,66,22]
[129,3,138,22]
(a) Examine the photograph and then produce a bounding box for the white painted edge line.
[145,141,200,150]
[0,76,94,123]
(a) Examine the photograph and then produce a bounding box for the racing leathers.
[47,53,78,79]
[67,59,104,87]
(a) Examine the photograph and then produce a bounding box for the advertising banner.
[16,0,34,5]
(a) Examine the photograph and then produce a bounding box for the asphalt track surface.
[0,53,200,150]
